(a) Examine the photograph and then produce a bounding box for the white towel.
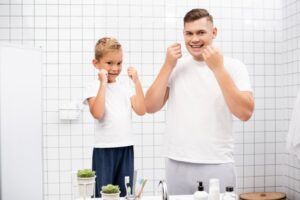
[286,91,300,160]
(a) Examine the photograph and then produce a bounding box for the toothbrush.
[136,179,148,198]
[128,186,131,195]
[135,178,144,195]
[133,170,137,195]
[125,176,130,197]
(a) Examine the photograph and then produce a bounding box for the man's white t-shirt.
[165,56,252,163]
[83,78,134,148]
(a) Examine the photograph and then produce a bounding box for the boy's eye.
[106,62,113,65]
[117,62,122,65]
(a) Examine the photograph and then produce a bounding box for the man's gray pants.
[165,158,236,195]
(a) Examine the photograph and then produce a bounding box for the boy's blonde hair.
[94,37,122,60]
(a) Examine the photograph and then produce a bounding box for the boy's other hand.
[165,43,182,68]
[127,67,139,84]
[202,45,224,72]
[98,69,108,84]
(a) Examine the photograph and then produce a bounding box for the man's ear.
[212,27,218,39]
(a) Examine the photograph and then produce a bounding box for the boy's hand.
[98,69,108,84]
[127,67,139,84]
[165,43,182,68]
[202,45,224,72]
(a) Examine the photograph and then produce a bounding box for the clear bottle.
[222,186,237,200]
[194,181,208,200]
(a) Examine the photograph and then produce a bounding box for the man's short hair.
[184,8,213,25]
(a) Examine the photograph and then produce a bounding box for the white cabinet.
[0,43,43,200]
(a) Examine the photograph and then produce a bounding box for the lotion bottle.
[194,181,208,200]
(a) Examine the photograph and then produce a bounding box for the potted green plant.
[77,169,96,198]
[101,184,120,200]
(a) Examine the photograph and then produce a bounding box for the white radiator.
[0,43,43,200]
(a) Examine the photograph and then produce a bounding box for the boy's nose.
[111,65,119,70]
[109,66,119,73]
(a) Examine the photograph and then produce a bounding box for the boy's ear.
[92,59,98,67]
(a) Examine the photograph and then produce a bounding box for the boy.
[84,37,146,197]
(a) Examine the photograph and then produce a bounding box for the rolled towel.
[287,90,300,160]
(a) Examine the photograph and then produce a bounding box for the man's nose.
[191,35,200,42]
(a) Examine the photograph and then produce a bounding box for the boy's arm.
[87,69,108,119]
[128,67,146,116]
[145,43,181,113]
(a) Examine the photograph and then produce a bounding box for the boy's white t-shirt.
[83,78,134,148]
[165,56,252,163]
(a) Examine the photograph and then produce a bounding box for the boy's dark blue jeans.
[92,146,134,197]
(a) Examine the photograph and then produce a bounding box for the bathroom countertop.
[141,195,194,199]
[77,195,193,200]
[79,194,225,199]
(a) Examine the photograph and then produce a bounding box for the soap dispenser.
[194,181,208,200]
[222,186,237,200]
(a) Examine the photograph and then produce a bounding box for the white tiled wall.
[281,0,300,199]
[1,0,300,199]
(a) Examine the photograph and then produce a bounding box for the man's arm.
[213,69,254,121]
[203,45,254,121]
[145,43,182,113]
[145,67,171,113]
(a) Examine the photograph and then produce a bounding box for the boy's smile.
[93,50,123,83]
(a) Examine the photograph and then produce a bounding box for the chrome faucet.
[158,180,169,200]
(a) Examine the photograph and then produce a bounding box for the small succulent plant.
[101,184,120,194]
[77,169,95,178]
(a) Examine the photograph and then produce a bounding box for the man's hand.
[164,43,182,68]
[98,69,108,84]
[127,67,139,84]
[202,45,224,72]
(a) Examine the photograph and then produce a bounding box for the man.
[145,8,254,194]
